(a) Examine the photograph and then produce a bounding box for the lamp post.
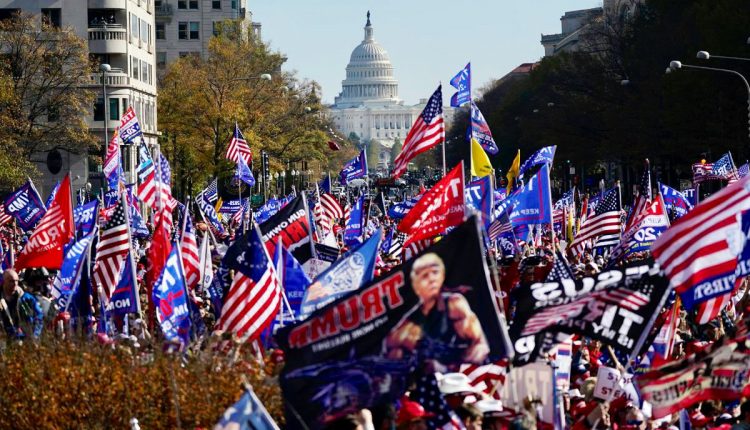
[696,51,750,62]
[100,63,111,154]
[668,60,750,140]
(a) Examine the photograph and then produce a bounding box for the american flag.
[652,175,750,324]
[321,193,344,221]
[137,142,157,208]
[569,187,621,251]
[626,163,651,231]
[180,211,200,290]
[459,359,509,400]
[488,212,513,241]
[545,250,574,282]
[203,178,219,204]
[738,163,750,179]
[156,153,176,232]
[103,129,120,184]
[93,198,130,299]
[0,203,12,227]
[403,237,433,262]
[343,203,351,228]
[410,373,463,430]
[391,86,445,179]
[216,225,280,340]
[225,123,252,165]
[387,231,407,260]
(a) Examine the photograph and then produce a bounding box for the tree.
[390,137,402,168]
[366,139,381,169]
[0,12,96,163]
[159,25,333,196]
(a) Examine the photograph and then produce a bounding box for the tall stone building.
[0,0,159,195]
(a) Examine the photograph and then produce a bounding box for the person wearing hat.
[396,397,433,430]
[385,253,490,366]
[473,399,504,430]
[455,404,483,430]
[732,399,750,429]
[438,373,483,408]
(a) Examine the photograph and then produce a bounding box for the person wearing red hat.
[396,397,433,430]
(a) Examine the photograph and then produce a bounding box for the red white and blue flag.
[651,176,750,324]
[225,123,252,165]
[180,209,200,290]
[392,85,445,179]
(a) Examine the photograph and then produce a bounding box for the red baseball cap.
[397,398,435,425]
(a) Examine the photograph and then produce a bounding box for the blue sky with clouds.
[251,0,601,104]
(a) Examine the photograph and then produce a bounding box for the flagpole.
[546,165,556,250]
[120,190,142,315]
[195,199,219,250]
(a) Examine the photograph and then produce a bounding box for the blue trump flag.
[469,101,498,155]
[234,155,256,187]
[344,194,365,246]
[107,254,139,316]
[318,176,331,194]
[299,229,381,318]
[215,388,280,430]
[45,180,60,209]
[387,195,421,219]
[450,62,471,107]
[658,182,693,220]
[254,198,281,224]
[509,163,553,226]
[268,242,311,334]
[519,145,556,179]
[50,228,97,311]
[73,200,99,237]
[4,179,46,231]
[153,245,191,345]
[339,150,367,185]
[195,192,227,237]
[125,185,149,238]
[465,176,493,229]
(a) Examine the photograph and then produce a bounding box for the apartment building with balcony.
[154,0,261,69]
[0,0,158,195]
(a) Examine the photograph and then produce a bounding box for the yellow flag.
[214,197,223,221]
[506,149,521,194]
[470,138,493,178]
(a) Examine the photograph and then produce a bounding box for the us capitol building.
[328,12,451,170]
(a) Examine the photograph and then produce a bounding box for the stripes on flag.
[225,123,252,165]
[321,193,344,221]
[391,86,445,179]
[0,204,12,227]
[460,359,509,400]
[180,212,200,290]
[569,187,621,251]
[93,199,130,299]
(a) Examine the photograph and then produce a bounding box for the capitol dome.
[333,12,401,108]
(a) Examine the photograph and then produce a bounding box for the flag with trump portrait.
[275,217,511,429]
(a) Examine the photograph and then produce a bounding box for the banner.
[219,199,243,214]
[658,182,693,220]
[153,246,191,345]
[119,106,143,144]
[509,262,669,364]
[508,163,553,227]
[259,194,315,265]
[107,254,139,316]
[344,194,364,246]
[638,340,750,418]
[614,199,670,258]
[275,217,511,429]
[518,145,556,179]
[449,62,471,107]
[339,151,367,186]
[51,229,96,311]
[299,230,381,318]
[195,192,227,237]
[73,201,99,237]
[387,195,421,220]
[4,179,46,231]
[469,101,498,155]
[465,176,493,229]
[398,163,465,245]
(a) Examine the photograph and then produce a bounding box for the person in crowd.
[455,403,483,430]
[0,269,44,340]
[396,398,432,430]
[732,400,750,430]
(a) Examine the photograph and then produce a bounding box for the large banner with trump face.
[275,217,511,429]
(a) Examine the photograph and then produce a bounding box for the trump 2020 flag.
[658,182,693,220]
[519,146,557,179]
[344,194,365,246]
[15,174,74,271]
[509,163,553,226]
[465,176,493,229]
[50,228,96,311]
[73,200,99,237]
[450,62,471,107]
[153,245,191,345]
[4,178,46,231]
[299,229,381,318]
[234,155,256,187]
[274,241,311,322]
[107,253,139,316]
[119,106,143,144]
[339,150,367,186]
[470,101,498,155]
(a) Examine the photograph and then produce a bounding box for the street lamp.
[668,60,750,140]
[100,63,111,153]
[696,50,750,62]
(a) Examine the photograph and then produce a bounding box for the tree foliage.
[159,26,335,197]
[0,12,95,188]
[448,0,750,193]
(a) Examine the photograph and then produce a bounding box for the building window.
[177,0,187,9]
[179,51,199,58]
[189,22,199,39]
[189,0,199,9]
[131,57,139,80]
[121,98,128,116]
[231,0,237,9]
[156,23,165,40]
[178,22,188,40]
[41,8,61,28]
[110,98,119,121]
[140,19,149,44]
[156,52,166,68]
[212,0,221,9]
[94,98,105,121]
[130,13,138,37]
[141,61,148,84]
[148,64,153,85]
[212,21,220,36]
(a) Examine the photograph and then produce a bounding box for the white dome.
[333,12,401,108]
